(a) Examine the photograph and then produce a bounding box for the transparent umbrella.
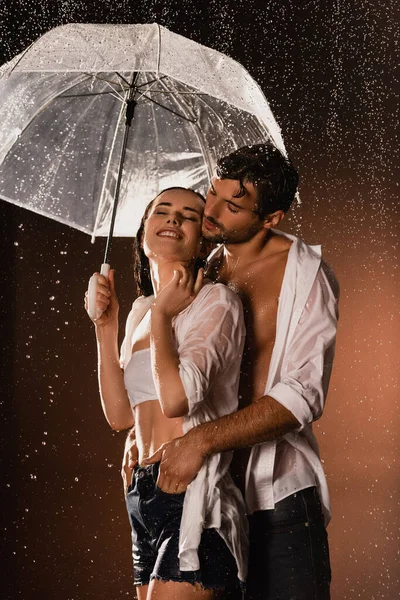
[0,23,289,315]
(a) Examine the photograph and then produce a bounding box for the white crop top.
[124,347,158,408]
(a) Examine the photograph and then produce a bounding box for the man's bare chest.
[218,253,288,349]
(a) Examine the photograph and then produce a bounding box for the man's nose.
[205,196,219,220]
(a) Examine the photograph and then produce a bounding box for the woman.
[86,187,247,599]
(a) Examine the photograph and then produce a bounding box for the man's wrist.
[188,422,215,457]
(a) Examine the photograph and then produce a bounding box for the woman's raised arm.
[85,269,134,431]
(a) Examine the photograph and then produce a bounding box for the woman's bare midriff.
[134,399,184,464]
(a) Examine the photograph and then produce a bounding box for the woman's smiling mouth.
[157,228,183,239]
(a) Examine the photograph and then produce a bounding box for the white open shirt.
[242,230,339,525]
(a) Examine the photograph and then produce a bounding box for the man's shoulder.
[272,230,339,300]
[271,229,319,257]
[265,231,293,263]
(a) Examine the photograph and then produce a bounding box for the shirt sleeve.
[267,266,339,430]
[177,284,245,416]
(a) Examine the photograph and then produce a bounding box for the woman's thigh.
[136,584,149,600]
[148,579,225,600]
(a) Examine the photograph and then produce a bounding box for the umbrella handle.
[87,263,111,321]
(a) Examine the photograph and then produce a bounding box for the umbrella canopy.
[0,23,288,238]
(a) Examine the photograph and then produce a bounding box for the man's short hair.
[216,143,299,217]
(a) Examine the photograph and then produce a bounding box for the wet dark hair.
[132,187,206,297]
[216,142,299,217]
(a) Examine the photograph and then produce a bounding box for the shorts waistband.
[134,462,160,481]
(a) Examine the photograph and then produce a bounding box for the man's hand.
[142,432,207,494]
[121,428,138,494]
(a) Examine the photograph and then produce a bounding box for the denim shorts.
[125,462,240,591]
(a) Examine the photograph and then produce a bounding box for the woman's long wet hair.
[132,187,206,297]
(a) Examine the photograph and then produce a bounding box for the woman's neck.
[149,259,193,295]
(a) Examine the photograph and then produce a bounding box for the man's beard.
[202,228,227,244]
[202,217,263,245]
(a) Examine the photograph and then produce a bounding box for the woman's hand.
[84,268,119,328]
[151,266,203,319]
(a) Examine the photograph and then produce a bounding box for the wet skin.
[131,189,204,465]
[203,177,292,488]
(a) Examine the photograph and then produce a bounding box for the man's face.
[202,177,265,244]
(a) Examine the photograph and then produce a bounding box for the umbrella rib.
[135,77,161,102]
[135,75,168,89]
[193,92,242,159]
[136,90,210,96]
[139,93,197,123]
[82,73,125,87]
[90,74,126,102]
[81,73,127,102]
[1,40,35,77]
[116,72,131,87]
[92,89,128,241]
[186,90,246,166]
[3,75,96,151]
[61,90,125,104]
[162,81,214,182]
[59,91,122,98]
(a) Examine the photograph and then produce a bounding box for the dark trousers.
[242,487,331,600]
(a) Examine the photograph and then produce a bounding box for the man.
[124,143,339,599]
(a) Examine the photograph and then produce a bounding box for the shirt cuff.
[267,381,313,430]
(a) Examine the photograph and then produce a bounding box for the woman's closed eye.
[153,209,200,222]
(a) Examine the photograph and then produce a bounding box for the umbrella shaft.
[103,79,138,264]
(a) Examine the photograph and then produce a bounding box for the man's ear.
[262,210,285,230]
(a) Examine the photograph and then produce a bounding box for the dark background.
[1,1,398,599]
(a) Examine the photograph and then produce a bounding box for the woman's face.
[143,189,205,263]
